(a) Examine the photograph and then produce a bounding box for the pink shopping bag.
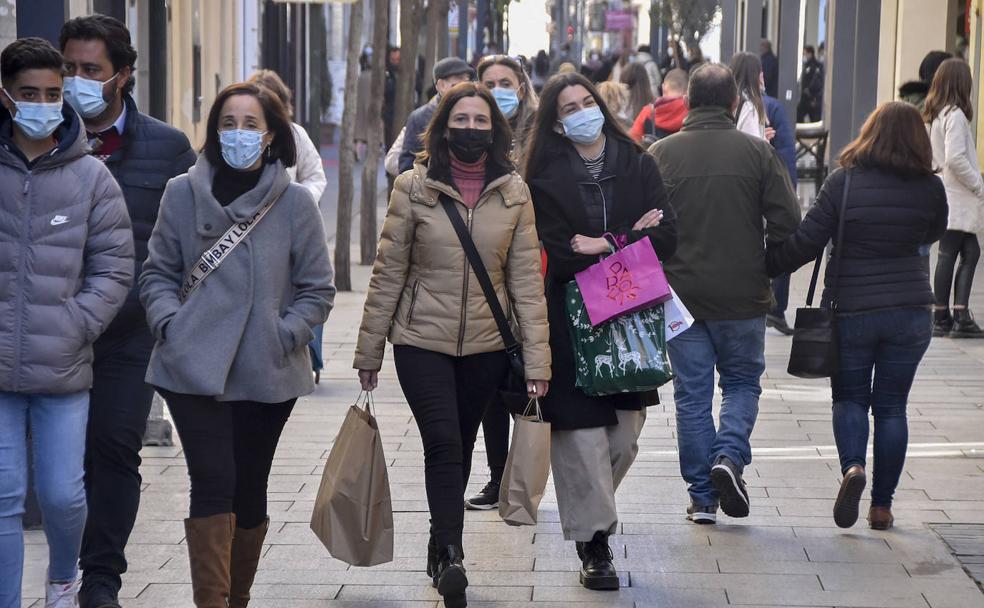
[574,236,672,326]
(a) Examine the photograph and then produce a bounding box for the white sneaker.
[45,571,81,608]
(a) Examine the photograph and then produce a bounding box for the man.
[763,93,799,335]
[797,45,824,122]
[0,37,133,608]
[650,64,800,524]
[760,39,779,98]
[59,15,196,608]
[398,56,475,173]
[383,45,401,149]
[631,68,688,144]
[634,44,663,98]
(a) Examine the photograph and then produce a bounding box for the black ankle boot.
[435,545,468,607]
[426,526,438,584]
[933,308,953,337]
[952,309,984,338]
[575,532,619,591]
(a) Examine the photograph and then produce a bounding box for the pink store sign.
[605,11,635,31]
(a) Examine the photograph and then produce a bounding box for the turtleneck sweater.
[450,153,486,208]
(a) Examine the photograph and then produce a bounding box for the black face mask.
[447,128,493,163]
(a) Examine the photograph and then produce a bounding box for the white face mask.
[63,73,117,118]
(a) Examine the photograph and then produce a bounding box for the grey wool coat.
[140,156,335,402]
[0,107,134,394]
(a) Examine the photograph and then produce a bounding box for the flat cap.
[433,56,476,82]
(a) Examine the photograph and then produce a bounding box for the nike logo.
[50,215,69,226]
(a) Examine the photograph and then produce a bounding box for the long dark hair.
[419,82,514,179]
[523,72,641,177]
[619,62,654,120]
[729,52,766,125]
[924,58,974,122]
[202,82,297,168]
[840,101,934,176]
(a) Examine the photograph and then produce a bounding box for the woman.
[596,81,631,128]
[730,52,768,139]
[532,50,551,93]
[926,58,984,338]
[768,102,948,530]
[477,54,540,161]
[523,73,676,590]
[619,62,655,124]
[354,82,550,608]
[140,82,335,608]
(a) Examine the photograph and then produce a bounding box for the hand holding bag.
[788,170,851,379]
[310,392,394,566]
[498,399,551,526]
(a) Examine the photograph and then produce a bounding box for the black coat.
[103,95,196,333]
[767,167,948,312]
[527,135,677,430]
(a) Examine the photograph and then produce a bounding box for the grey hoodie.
[0,107,135,394]
[140,156,335,403]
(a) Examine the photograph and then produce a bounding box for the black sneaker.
[951,310,984,339]
[933,309,953,337]
[79,577,122,608]
[710,456,750,518]
[767,313,794,336]
[686,502,718,525]
[575,532,620,590]
[464,481,499,510]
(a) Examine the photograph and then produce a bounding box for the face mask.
[447,127,493,163]
[4,90,63,140]
[492,87,520,119]
[219,129,267,170]
[63,73,117,118]
[560,106,605,145]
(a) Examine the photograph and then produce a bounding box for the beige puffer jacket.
[354,163,551,380]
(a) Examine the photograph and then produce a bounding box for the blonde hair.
[596,81,629,118]
[558,62,577,74]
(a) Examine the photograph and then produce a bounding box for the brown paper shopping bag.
[498,399,551,526]
[310,393,394,566]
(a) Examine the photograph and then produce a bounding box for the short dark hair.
[1,37,64,85]
[804,45,816,56]
[840,101,934,176]
[60,14,137,94]
[918,50,953,85]
[687,63,737,111]
[202,82,297,168]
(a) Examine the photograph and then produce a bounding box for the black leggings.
[481,398,510,485]
[160,390,295,529]
[392,345,508,549]
[934,230,981,309]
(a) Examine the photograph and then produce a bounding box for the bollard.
[142,391,174,446]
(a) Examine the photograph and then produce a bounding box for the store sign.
[604,10,634,31]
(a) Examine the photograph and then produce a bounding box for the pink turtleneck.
[450,154,487,209]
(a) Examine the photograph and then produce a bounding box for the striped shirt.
[580,149,605,180]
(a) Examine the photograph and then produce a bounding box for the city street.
[21,153,984,608]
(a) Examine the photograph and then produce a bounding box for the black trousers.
[480,398,510,485]
[393,345,508,549]
[159,390,295,529]
[79,322,156,590]
[935,230,981,309]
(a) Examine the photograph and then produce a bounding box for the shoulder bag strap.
[805,170,851,307]
[438,194,521,353]
[178,190,284,303]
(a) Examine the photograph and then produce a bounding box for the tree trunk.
[334,0,366,291]
[394,0,423,136]
[360,0,389,265]
[423,0,449,89]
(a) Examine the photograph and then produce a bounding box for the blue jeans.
[0,391,89,608]
[668,318,766,506]
[832,308,931,507]
[309,323,324,372]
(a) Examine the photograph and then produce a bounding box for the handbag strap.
[805,169,851,307]
[438,194,521,354]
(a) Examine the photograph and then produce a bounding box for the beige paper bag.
[498,399,551,526]
[310,396,394,566]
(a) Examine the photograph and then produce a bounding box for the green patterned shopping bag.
[565,281,674,396]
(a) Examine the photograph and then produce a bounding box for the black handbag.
[439,195,529,412]
[787,170,851,379]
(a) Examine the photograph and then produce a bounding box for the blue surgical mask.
[63,74,117,118]
[492,87,520,119]
[560,106,605,145]
[219,129,267,170]
[4,90,64,140]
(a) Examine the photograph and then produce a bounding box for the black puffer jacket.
[103,95,196,332]
[767,167,949,312]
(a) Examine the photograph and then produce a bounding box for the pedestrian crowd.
[1,16,982,608]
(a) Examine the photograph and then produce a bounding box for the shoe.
[575,532,620,590]
[426,523,438,585]
[767,313,794,336]
[710,456,750,518]
[229,517,270,608]
[868,506,894,530]
[933,309,953,337]
[686,502,718,525]
[464,481,500,511]
[951,309,984,339]
[184,513,236,608]
[79,576,121,608]
[45,570,81,608]
[434,545,468,608]
[832,465,866,528]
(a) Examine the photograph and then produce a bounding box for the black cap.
[433,57,476,82]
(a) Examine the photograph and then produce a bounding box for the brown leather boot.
[184,514,235,608]
[833,465,866,529]
[868,506,894,530]
[229,518,270,608]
